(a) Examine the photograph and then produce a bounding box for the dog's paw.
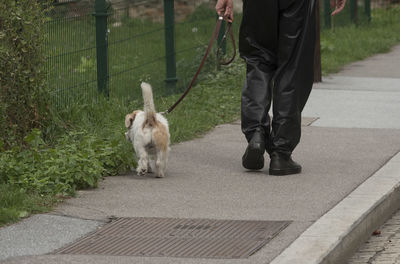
[136,167,147,176]
[155,172,165,178]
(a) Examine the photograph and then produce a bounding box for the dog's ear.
[125,111,138,129]
[125,114,133,129]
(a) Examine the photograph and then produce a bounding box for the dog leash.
[161,16,236,115]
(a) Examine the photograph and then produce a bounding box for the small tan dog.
[125,82,170,178]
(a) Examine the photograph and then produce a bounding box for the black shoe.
[242,131,265,170]
[269,152,301,176]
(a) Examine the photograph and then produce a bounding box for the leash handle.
[163,17,235,115]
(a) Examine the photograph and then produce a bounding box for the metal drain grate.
[56,217,290,259]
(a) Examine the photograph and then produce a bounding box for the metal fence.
[320,0,399,29]
[45,0,398,108]
[45,0,234,108]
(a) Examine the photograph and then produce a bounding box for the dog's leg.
[136,147,149,176]
[147,156,156,173]
[155,150,168,178]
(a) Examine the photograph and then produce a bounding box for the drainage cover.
[56,217,290,259]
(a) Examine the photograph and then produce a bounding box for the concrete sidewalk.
[1,46,400,264]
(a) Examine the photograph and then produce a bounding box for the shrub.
[0,0,52,147]
[0,129,134,195]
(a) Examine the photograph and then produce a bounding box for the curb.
[270,151,400,264]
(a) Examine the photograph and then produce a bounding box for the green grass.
[319,0,371,28]
[0,184,58,226]
[2,5,400,228]
[321,6,400,74]
[57,56,244,144]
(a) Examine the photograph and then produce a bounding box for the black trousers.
[239,0,316,156]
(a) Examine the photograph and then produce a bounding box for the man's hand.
[215,0,234,23]
[331,0,347,16]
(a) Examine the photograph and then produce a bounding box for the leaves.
[24,129,44,148]
[0,129,132,196]
[18,210,29,218]
[321,39,335,53]
[0,0,53,148]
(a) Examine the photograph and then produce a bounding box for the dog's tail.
[141,82,156,127]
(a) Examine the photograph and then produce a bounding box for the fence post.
[314,0,322,83]
[350,0,358,24]
[324,0,331,28]
[365,0,371,22]
[164,0,177,93]
[94,0,109,97]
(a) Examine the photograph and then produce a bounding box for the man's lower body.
[239,0,316,175]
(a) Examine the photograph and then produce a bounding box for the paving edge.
[270,151,400,264]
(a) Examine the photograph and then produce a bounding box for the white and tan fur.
[125,82,170,178]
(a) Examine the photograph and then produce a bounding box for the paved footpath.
[337,45,400,264]
[1,46,400,264]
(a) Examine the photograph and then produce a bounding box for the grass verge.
[0,184,58,226]
[321,6,400,75]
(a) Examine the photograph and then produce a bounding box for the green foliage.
[0,184,57,226]
[321,6,400,74]
[0,0,53,147]
[165,59,243,143]
[0,129,134,195]
[184,3,216,23]
[75,56,96,74]
[321,39,335,52]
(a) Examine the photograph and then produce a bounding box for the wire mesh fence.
[319,0,399,28]
[320,0,370,28]
[107,0,166,100]
[45,1,98,107]
[45,0,233,108]
[106,0,220,101]
[44,0,398,108]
